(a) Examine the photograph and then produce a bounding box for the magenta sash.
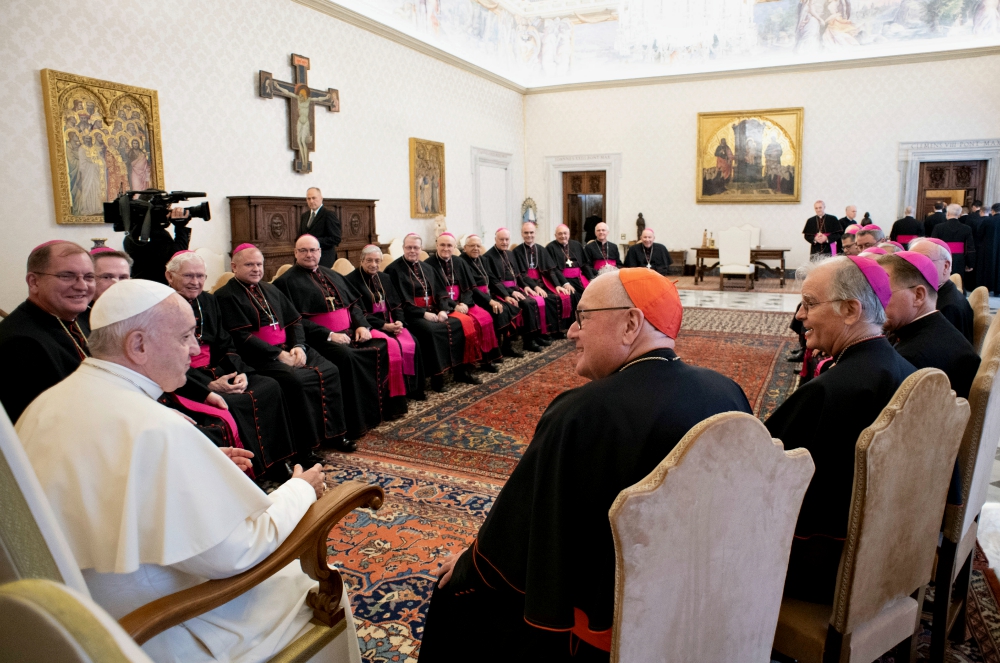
[173,395,253,478]
[528,268,571,320]
[947,242,965,254]
[309,308,351,333]
[530,295,548,333]
[371,301,416,375]
[563,267,589,288]
[251,325,286,346]
[468,305,498,353]
[191,344,211,369]
[897,234,918,245]
[594,259,616,271]
[476,285,489,295]
[830,243,837,256]
[369,329,405,397]
[446,284,460,301]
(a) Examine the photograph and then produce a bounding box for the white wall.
[0,0,524,310]
[523,55,1000,271]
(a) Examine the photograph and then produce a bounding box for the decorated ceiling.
[327,0,1000,87]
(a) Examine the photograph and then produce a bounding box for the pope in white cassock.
[15,279,362,663]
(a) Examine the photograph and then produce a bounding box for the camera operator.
[124,204,192,284]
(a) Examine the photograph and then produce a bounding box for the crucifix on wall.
[259,53,339,174]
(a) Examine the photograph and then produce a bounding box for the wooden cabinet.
[228,195,385,281]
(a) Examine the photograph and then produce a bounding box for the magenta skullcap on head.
[862,224,883,232]
[894,251,940,291]
[843,225,860,235]
[233,243,257,255]
[32,239,72,252]
[438,232,456,239]
[847,256,892,309]
[404,232,421,239]
[915,237,952,257]
[884,240,905,251]
[90,247,116,255]
[859,247,887,255]
[170,249,194,260]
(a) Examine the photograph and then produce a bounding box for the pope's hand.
[205,392,229,410]
[435,548,467,588]
[221,447,254,472]
[292,463,326,499]
[290,347,307,367]
[355,327,372,343]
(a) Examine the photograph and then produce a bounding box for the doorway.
[563,171,606,243]
[916,161,988,218]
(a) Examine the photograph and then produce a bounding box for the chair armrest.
[119,480,384,644]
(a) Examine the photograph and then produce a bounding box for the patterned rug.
[319,310,813,660]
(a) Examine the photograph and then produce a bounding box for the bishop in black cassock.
[514,228,577,334]
[215,247,347,459]
[925,207,948,237]
[483,236,548,352]
[802,202,843,256]
[932,215,976,279]
[547,225,595,292]
[624,233,673,276]
[274,248,388,442]
[977,213,1000,295]
[889,214,924,244]
[937,276,975,344]
[584,236,622,272]
[458,236,520,357]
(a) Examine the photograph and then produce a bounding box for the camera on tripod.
[103,189,211,244]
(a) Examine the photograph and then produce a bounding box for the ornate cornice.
[899,138,1000,154]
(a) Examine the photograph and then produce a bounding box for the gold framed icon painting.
[41,69,165,225]
[409,137,446,218]
[697,107,803,204]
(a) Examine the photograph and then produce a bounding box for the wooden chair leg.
[719,273,724,291]
[950,550,973,641]
[930,538,958,663]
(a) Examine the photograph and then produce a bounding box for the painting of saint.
[697,108,803,203]
[409,138,446,218]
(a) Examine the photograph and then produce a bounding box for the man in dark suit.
[298,187,341,268]
[889,206,924,244]
[802,200,843,256]
[924,201,947,237]
[838,204,858,230]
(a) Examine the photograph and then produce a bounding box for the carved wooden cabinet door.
[917,161,987,219]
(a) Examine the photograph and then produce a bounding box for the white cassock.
[16,357,362,663]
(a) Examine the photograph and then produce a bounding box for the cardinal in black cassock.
[214,246,347,458]
[624,235,672,276]
[547,229,594,292]
[346,254,425,416]
[420,269,751,661]
[274,254,387,442]
[483,240,548,352]
[514,234,577,334]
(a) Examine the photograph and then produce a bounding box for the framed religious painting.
[41,69,165,225]
[696,107,803,204]
[409,137,446,218]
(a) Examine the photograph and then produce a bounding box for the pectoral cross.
[566,258,574,267]
[259,54,339,174]
[327,296,339,312]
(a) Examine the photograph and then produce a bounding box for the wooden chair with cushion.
[982,306,1000,356]
[418,250,429,261]
[718,227,754,292]
[610,412,815,662]
[968,286,991,354]
[930,331,1000,662]
[0,406,385,662]
[332,258,354,276]
[772,368,969,663]
[950,273,963,291]
[208,271,234,294]
[270,264,293,282]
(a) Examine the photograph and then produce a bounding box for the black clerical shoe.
[523,339,542,352]
[537,336,553,346]
[501,341,524,358]
[454,369,482,385]
[409,390,428,401]
[430,375,445,392]
[550,331,566,340]
[785,348,805,362]
[329,437,357,453]
[479,362,499,373]
[303,451,329,466]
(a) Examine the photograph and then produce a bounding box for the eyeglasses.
[295,248,321,254]
[574,306,632,329]
[34,271,96,284]
[799,299,844,313]
[97,274,130,282]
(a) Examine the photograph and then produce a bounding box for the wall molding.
[471,147,515,240]
[897,139,1000,217]
[544,154,622,244]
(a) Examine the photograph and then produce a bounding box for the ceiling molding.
[292,0,1000,96]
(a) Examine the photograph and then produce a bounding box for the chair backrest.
[379,259,389,272]
[950,273,963,291]
[0,579,154,662]
[386,237,403,260]
[418,250,429,261]
[739,223,761,248]
[193,247,227,290]
[270,264,293,282]
[831,369,969,634]
[969,286,991,354]
[718,228,751,267]
[609,412,815,662]
[945,332,1000,545]
[332,258,355,276]
[0,407,88,596]
[984,308,1000,354]
[208,271,234,294]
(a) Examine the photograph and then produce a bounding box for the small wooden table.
[691,247,791,287]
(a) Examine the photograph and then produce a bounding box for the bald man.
[513,222,577,337]
[420,270,751,661]
[890,206,923,244]
[482,228,549,353]
[0,241,94,422]
[583,222,622,272]
[931,203,975,278]
[459,234,522,360]
[803,200,843,256]
[623,229,672,276]
[274,234,388,442]
[298,187,341,267]
[547,224,593,292]
[909,238,974,343]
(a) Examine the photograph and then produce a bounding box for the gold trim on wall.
[696,107,803,204]
[41,69,165,225]
[409,137,446,218]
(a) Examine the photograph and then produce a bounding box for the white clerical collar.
[83,357,164,399]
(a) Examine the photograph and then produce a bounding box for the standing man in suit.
[924,201,948,237]
[803,200,843,256]
[839,205,858,229]
[299,187,341,268]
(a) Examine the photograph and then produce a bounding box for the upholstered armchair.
[772,369,969,663]
[332,258,355,276]
[718,227,754,291]
[968,286,991,355]
[609,411,815,662]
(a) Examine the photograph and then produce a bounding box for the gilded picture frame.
[409,137,446,218]
[42,69,165,225]
[696,107,803,204]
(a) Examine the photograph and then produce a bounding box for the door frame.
[897,139,1000,217]
[545,153,622,245]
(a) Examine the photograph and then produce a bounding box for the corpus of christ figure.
[259,53,339,174]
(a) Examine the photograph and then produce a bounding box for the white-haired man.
[15,279,361,663]
[166,250,298,477]
[459,234,522,359]
[482,228,552,352]
[583,221,621,271]
[546,223,593,291]
[764,256,915,604]
[623,228,672,275]
[909,237,974,343]
[803,200,843,256]
[931,203,975,278]
[839,204,858,229]
[513,222,577,336]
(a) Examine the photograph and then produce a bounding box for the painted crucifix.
[259,53,339,174]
